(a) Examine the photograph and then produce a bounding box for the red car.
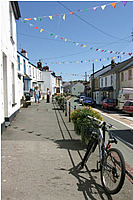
[102,99,116,109]
[123,101,133,116]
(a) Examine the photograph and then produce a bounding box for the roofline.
[10,1,21,20]
[17,51,29,60]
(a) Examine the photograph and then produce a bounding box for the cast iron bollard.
[69,102,71,122]
[63,99,64,112]
[65,101,67,116]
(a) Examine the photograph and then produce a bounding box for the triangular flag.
[111,2,117,8]
[40,29,43,32]
[34,27,38,29]
[50,33,54,36]
[38,17,41,21]
[34,18,37,21]
[65,39,67,42]
[49,16,53,20]
[55,35,58,39]
[93,7,97,11]
[76,43,79,45]
[122,1,127,6]
[23,21,26,23]
[85,9,88,12]
[24,18,29,20]
[30,24,33,26]
[61,37,63,40]
[83,45,86,48]
[28,18,31,20]
[70,12,73,15]
[101,5,106,10]
[63,14,65,20]
[80,44,83,47]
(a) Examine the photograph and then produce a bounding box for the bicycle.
[80,115,125,195]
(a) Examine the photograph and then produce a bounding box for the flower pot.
[74,123,81,135]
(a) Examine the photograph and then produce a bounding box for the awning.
[95,86,114,92]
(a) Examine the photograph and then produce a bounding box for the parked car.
[79,96,86,104]
[82,97,94,107]
[102,99,116,109]
[122,101,133,116]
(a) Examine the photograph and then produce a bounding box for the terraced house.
[1,1,21,133]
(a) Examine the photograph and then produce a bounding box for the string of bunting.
[44,72,85,77]
[21,18,132,56]
[17,62,85,76]
[42,54,128,65]
[23,1,127,21]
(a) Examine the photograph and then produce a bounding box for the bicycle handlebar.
[87,115,117,129]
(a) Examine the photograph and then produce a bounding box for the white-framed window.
[111,75,113,86]
[12,62,15,105]
[121,72,124,81]
[101,78,103,87]
[9,3,15,44]
[105,77,107,86]
[128,69,132,80]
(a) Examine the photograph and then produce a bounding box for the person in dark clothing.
[47,88,51,103]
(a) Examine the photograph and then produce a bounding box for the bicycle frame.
[87,116,117,165]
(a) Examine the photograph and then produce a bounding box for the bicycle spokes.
[101,148,125,194]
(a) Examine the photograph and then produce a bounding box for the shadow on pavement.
[53,103,112,199]
[54,139,85,151]
[69,163,113,200]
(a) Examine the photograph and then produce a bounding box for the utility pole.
[91,63,94,99]
[85,72,87,82]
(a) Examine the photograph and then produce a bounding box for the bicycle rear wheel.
[100,148,125,194]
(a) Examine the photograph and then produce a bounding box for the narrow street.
[1,99,133,200]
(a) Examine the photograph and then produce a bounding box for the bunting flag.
[101,5,106,10]
[111,2,117,8]
[23,1,126,22]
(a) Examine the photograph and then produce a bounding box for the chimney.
[21,49,27,58]
[111,59,115,68]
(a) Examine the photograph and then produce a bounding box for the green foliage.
[70,106,103,144]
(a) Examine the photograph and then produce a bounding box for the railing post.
[69,102,71,122]
[65,101,67,116]
[63,98,64,112]
[74,105,76,110]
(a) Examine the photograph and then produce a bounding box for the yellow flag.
[63,14,65,20]
[40,29,43,32]
[24,18,29,20]
[83,45,86,48]
[49,16,53,20]
[65,39,67,42]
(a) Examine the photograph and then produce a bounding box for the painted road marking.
[93,108,133,130]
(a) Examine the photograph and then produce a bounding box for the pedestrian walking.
[47,88,51,103]
[34,86,40,105]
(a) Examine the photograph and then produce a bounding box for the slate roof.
[103,57,133,77]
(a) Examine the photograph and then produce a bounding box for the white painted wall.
[1,1,20,129]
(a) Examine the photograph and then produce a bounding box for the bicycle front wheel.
[100,148,125,194]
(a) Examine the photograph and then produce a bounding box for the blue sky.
[17,1,133,81]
